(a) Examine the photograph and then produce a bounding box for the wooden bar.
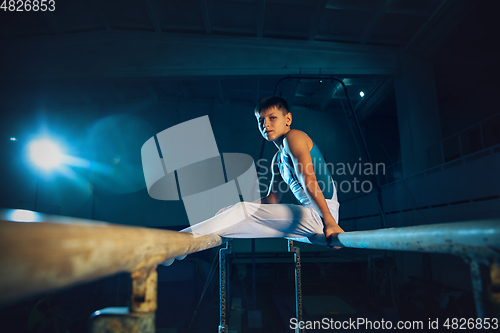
[0,209,222,306]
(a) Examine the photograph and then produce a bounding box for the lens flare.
[29,139,63,169]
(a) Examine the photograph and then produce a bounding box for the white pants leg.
[163,200,340,266]
[181,199,340,243]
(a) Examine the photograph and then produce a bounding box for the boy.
[253,96,344,245]
[177,96,343,248]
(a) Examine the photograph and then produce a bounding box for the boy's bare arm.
[283,131,331,218]
[283,130,344,242]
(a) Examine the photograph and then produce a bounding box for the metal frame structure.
[0,209,224,333]
[1,210,499,331]
[218,242,231,333]
[329,220,500,319]
[288,240,304,333]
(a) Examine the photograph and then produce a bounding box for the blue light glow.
[29,139,63,170]
[360,91,365,97]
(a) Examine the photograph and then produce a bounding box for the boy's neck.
[274,129,291,153]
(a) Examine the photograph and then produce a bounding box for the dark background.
[0,1,499,332]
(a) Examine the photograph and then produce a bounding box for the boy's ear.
[287,112,292,125]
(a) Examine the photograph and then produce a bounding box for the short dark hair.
[254,96,290,116]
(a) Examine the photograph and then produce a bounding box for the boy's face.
[256,106,292,142]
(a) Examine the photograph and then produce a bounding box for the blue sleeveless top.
[276,140,337,206]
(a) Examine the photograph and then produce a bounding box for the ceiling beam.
[415,0,479,57]
[199,0,212,35]
[256,0,266,38]
[327,0,428,16]
[359,0,395,44]
[308,0,327,41]
[0,31,399,80]
[140,0,162,33]
[212,27,255,35]
[403,0,459,54]
[84,0,112,31]
[404,0,450,52]
[315,34,359,43]
[265,29,307,39]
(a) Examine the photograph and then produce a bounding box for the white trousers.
[163,200,340,265]
[183,199,339,241]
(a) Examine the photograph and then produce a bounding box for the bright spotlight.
[29,139,63,170]
[360,91,365,97]
[9,209,41,222]
[10,137,17,141]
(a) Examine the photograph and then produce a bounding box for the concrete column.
[395,53,441,177]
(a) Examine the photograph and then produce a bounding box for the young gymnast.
[164,96,344,265]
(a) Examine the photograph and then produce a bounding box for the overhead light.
[360,91,365,97]
[28,139,63,170]
[10,137,16,141]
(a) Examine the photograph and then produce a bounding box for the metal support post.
[470,260,500,320]
[90,266,157,333]
[470,260,489,319]
[219,241,232,333]
[288,240,304,333]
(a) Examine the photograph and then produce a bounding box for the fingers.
[325,234,342,250]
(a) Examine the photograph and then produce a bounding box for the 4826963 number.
[1,0,55,11]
